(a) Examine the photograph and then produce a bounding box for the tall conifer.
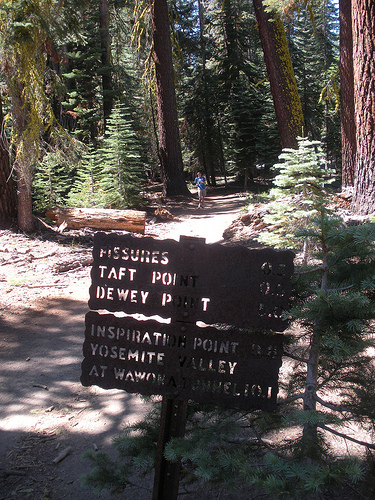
[96,101,147,208]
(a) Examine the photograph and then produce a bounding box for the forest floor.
[0,182,371,500]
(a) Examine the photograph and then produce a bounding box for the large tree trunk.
[151,0,190,197]
[253,0,304,149]
[0,95,16,227]
[340,0,356,188]
[17,175,34,232]
[12,78,35,232]
[351,0,375,214]
[99,0,113,124]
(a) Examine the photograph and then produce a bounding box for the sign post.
[152,397,188,500]
[81,233,294,498]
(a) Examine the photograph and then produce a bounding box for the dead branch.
[315,394,375,419]
[1,250,56,265]
[27,284,67,288]
[55,257,92,273]
[33,383,49,391]
[31,250,57,260]
[319,424,375,450]
[52,446,72,464]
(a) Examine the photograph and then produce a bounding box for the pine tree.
[61,5,105,147]
[66,146,105,208]
[288,0,340,168]
[33,148,79,213]
[95,101,147,208]
[257,136,335,250]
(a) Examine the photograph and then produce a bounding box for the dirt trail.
[0,189,247,500]
[146,191,248,243]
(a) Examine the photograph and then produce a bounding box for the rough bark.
[253,0,304,149]
[351,0,375,214]
[45,207,146,234]
[151,0,190,197]
[0,95,16,227]
[16,177,34,232]
[340,0,356,187]
[12,78,35,233]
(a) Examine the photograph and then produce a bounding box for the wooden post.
[152,397,188,500]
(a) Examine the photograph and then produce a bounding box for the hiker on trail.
[194,171,206,208]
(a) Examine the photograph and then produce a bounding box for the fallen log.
[45,207,146,234]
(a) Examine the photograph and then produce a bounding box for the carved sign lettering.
[81,312,284,411]
[88,233,294,330]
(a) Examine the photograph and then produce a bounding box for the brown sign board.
[88,233,294,330]
[81,311,284,411]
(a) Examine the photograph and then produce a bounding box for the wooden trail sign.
[81,311,284,411]
[81,233,294,499]
[88,232,294,330]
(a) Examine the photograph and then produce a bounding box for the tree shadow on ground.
[0,297,153,499]
[0,297,244,499]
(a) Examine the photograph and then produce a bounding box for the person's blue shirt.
[194,175,206,189]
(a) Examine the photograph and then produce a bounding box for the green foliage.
[82,401,370,498]
[82,400,160,493]
[177,0,281,184]
[258,136,335,249]
[66,147,106,208]
[95,101,148,208]
[287,0,340,167]
[33,145,82,212]
[35,101,150,210]
[243,452,363,498]
[81,451,125,493]
[164,406,245,484]
[60,2,106,146]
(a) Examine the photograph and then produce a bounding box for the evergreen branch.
[325,284,355,293]
[318,424,375,450]
[294,266,325,284]
[283,351,308,363]
[315,394,375,419]
[314,394,361,415]
[340,482,368,500]
[295,265,327,276]
[279,393,304,404]
[317,364,346,390]
[247,427,290,460]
